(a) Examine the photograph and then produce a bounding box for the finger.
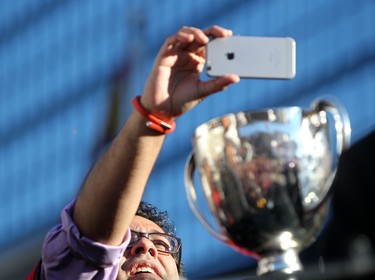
[172,27,209,52]
[177,26,233,49]
[178,26,209,45]
[160,26,232,54]
[198,74,240,98]
[203,25,233,39]
[159,27,208,55]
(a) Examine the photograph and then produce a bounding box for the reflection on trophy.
[185,97,351,276]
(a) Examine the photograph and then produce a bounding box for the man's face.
[117,215,180,280]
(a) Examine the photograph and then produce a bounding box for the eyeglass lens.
[129,230,180,254]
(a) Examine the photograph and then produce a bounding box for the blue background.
[1,0,375,279]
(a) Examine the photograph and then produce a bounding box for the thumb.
[198,74,240,98]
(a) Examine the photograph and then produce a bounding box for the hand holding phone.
[206,36,296,79]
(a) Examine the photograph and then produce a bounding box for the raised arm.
[72,26,240,246]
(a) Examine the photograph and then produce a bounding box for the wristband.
[132,96,176,134]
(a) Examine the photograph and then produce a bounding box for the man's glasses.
[129,230,182,271]
[129,230,181,254]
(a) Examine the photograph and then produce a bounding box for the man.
[320,130,375,261]
[300,130,375,278]
[28,25,240,279]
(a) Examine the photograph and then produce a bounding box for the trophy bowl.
[185,97,351,276]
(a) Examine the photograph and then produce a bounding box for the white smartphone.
[206,36,296,79]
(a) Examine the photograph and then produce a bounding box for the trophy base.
[257,249,303,276]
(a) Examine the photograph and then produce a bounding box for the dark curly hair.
[136,201,184,276]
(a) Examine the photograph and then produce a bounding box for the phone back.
[206,36,296,79]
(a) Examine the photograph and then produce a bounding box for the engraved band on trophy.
[185,97,351,276]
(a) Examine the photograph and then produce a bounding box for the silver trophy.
[185,97,351,276]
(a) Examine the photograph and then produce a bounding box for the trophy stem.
[256,249,303,276]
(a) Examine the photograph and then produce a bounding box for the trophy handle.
[309,97,351,208]
[312,97,351,157]
[184,152,227,242]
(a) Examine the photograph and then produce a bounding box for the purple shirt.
[41,200,131,279]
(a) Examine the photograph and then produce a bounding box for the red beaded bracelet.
[132,96,176,134]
